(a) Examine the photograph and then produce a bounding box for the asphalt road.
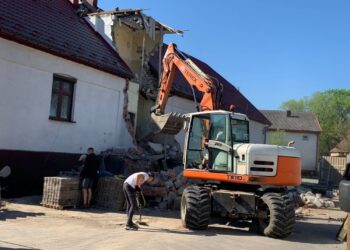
[0,200,346,250]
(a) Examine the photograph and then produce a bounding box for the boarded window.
[49,75,75,121]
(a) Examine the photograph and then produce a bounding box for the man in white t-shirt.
[123,172,154,230]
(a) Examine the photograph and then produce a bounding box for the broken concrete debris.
[142,165,188,210]
[96,145,189,210]
[297,186,336,209]
[300,191,335,209]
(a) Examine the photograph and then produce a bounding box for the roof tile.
[260,110,322,133]
[0,0,133,78]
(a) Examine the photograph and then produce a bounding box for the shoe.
[125,224,138,231]
[131,222,139,228]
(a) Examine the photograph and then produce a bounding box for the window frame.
[49,74,76,122]
[302,135,309,141]
[231,118,250,144]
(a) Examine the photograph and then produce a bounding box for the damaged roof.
[89,9,184,35]
[260,110,322,133]
[0,0,133,79]
[149,44,271,125]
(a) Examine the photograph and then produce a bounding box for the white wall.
[249,120,266,144]
[0,38,133,154]
[165,96,267,149]
[165,96,197,149]
[87,14,115,49]
[266,131,318,171]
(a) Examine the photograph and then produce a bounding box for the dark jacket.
[80,154,99,179]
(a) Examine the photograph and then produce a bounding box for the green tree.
[280,97,309,112]
[280,89,350,155]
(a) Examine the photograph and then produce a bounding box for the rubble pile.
[144,166,185,209]
[297,186,336,209]
[300,191,336,209]
[142,166,189,210]
[99,142,189,210]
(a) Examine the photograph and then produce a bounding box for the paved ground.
[0,197,347,250]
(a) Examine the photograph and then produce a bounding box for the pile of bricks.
[41,177,81,209]
[142,166,188,210]
[94,176,126,211]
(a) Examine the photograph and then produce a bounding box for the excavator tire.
[257,192,295,238]
[181,186,211,230]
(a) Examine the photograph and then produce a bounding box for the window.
[185,113,232,172]
[186,115,209,169]
[302,135,309,141]
[49,75,75,121]
[209,114,229,144]
[231,119,249,143]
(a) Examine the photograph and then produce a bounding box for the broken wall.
[113,23,162,82]
[88,10,183,152]
[112,17,165,142]
[87,12,164,145]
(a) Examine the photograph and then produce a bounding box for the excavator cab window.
[231,119,249,143]
[186,115,210,170]
[185,113,233,172]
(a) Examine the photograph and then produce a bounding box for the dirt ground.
[0,197,347,250]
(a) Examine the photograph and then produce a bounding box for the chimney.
[287,110,292,117]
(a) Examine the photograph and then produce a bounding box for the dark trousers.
[123,182,137,226]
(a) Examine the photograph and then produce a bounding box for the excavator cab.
[184,110,249,172]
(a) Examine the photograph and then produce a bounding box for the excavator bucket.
[151,112,186,135]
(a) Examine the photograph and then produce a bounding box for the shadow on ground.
[287,220,343,245]
[137,224,253,237]
[136,218,343,245]
[0,240,40,250]
[0,209,44,221]
[71,207,181,219]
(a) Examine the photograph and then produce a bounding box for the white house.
[0,0,134,196]
[261,110,322,173]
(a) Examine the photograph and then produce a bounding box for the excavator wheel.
[181,186,211,230]
[257,192,295,238]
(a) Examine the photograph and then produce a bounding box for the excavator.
[150,43,301,238]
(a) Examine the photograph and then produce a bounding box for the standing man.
[123,172,153,230]
[80,147,99,208]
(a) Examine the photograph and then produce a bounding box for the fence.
[319,156,347,188]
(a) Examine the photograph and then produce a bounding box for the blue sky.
[98,0,350,110]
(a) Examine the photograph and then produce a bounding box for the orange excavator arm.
[152,43,222,115]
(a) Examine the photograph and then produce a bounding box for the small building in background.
[261,110,322,173]
[330,133,350,157]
